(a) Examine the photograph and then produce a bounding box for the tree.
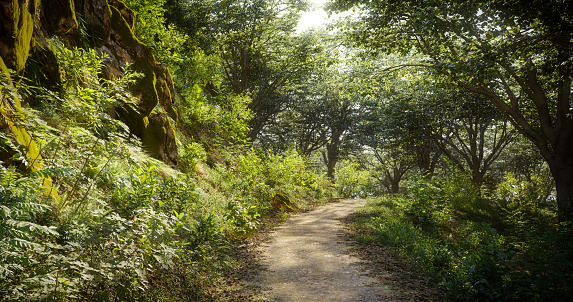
[329,0,573,220]
[358,146,415,194]
[165,0,325,141]
[354,56,443,178]
[433,89,516,185]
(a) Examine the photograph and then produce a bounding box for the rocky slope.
[0,0,179,166]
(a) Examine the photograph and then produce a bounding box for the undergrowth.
[0,42,333,300]
[352,172,572,302]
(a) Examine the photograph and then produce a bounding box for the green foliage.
[47,40,141,131]
[360,196,513,301]
[355,167,569,301]
[177,84,252,145]
[111,167,197,218]
[226,200,260,237]
[180,142,207,171]
[406,175,451,227]
[122,0,188,68]
[230,149,270,202]
[0,166,56,283]
[494,173,556,239]
[334,160,371,198]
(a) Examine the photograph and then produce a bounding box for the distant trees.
[329,0,572,219]
[164,0,327,141]
[433,90,516,185]
[260,61,361,179]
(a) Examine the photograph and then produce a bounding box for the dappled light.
[0,0,571,300]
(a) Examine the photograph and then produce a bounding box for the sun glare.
[297,0,329,32]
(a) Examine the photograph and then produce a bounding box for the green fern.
[0,165,57,283]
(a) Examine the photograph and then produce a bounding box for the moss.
[0,57,11,83]
[271,193,298,212]
[12,0,35,72]
[1,107,60,201]
[142,113,167,159]
[153,65,178,120]
[155,77,178,119]
[109,6,139,49]
[130,56,159,116]
[108,0,135,30]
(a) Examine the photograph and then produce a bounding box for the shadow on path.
[257,199,393,301]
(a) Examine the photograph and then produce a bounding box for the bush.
[334,160,371,198]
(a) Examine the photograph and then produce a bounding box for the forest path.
[257,199,392,301]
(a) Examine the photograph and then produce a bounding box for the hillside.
[2,1,572,301]
[0,0,333,300]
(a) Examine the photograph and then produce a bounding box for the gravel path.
[258,199,392,301]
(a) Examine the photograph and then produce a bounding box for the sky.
[296,0,336,32]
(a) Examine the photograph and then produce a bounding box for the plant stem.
[60,137,100,209]
[73,155,113,216]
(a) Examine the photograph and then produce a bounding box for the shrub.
[334,160,371,198]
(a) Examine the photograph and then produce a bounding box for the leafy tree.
[358,146,415,193]
[165,0,326,141]
[123,0,188,69]
[433,89,516,185]
[329,0,573,220]
[354,56,442,179]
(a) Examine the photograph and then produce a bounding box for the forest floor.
[213,199,444,301]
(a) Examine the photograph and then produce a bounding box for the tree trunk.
[554,169,573,222]
[390,175,400,193]
[324,144,338,180]
[548,138,573,221]
[323,129,343,180]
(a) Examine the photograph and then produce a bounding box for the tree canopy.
[328,0,573,220]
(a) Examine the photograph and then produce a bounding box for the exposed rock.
[0,0,180,166]
[144,112,179,166]
[40,0,77,35]
[108,0,134,29]
[270,193,298,212]
[0,0,36,73]
[78,0,111,46]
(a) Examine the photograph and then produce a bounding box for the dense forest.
[0,0,571,301]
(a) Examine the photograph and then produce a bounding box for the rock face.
[0,0,179,166]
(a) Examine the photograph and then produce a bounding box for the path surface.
[258,199,392,301]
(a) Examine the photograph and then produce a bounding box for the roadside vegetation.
[348,170,571,301]
[1,0,571,301]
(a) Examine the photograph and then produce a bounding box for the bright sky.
[296,0,333,32]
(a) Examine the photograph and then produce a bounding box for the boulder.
[270,193,298,212]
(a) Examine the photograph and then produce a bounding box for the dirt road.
[258,199,392,301]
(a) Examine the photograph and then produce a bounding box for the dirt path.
[257,199,392,301]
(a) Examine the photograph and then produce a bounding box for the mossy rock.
[41,0,77,35]
[153,64,178,120]
[109,5,139,49]
[142,113,166,159]
[0,57,11,83]
[108,6,159,116]
[1,0,36,72]
[271,193,298,212]
[114,102,147,136]
[108,0,134,30]
[24,46,61,89]
[142,112,178,166]
[130,56,158,116]
[77,0,112,47]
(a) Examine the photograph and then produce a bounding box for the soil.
[214,199,444,301]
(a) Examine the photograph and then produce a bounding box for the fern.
[0,165,57,285]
